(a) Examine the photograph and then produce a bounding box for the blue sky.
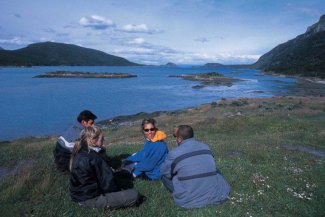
[1,0,324,65]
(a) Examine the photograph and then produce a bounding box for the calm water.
[0,66,296,141]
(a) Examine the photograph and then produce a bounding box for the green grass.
[0,96,324,217]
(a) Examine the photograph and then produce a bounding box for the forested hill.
[253,14,325,78]
[0,42,140,66]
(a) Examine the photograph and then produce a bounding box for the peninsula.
[169,71,242,88]
[33,71,137,78]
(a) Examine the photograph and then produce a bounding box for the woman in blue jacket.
[124,118,169,180]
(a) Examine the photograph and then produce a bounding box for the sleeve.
[125,149,144,162]
[134,141,168,172]
[160,152,174,178]
[92,156,118,193]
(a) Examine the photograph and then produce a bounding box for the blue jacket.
[161,138,230,209]
[126,139,168,180]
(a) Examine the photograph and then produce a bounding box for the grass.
[0,96,324,217]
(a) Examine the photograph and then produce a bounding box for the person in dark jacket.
[123,118,168,180]
[53,110,97,172]
[69,125,142,209]
[161,125,230,209]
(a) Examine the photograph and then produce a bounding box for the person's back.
[69,125,141,210]
[161,125,230,209]
[70,146,118,202]
[53,110,97,172]
[168,138,230,208]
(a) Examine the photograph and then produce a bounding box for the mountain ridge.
[253,14,325,78]
[0,42,140,66]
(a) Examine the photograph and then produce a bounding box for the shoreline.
[261,71,325,84]
[2,95,324,143]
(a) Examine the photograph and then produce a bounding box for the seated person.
[53,110,97,172]
[123,118,169,180]
[161,125,231,209]
[69,125,143,209]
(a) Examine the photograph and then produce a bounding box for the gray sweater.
[161,138,230,209]
[57,121,84,151]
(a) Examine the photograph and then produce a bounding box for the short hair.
[141,118,157,130]
[176,125,194,140]
[77,110,97,123]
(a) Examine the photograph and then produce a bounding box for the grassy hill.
[0,42,140,66]
[0,96,324,217]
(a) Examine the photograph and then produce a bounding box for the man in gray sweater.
[161,125,230,209]
[53,110,97,172]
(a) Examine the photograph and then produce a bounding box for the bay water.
[0,66,296,141]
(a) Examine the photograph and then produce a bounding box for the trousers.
[80,189,139,209]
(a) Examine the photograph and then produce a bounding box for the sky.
[1,0,324,65]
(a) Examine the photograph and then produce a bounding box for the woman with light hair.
[69,125,144,209]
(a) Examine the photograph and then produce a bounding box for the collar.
[89,146,102,153]
[150,130,167,142]
[180,137,196,146]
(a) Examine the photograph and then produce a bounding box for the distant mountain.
[202,62,252,69]
[254,14,325,78]
[0,47,4,50]
[164,62,178,67]
[202,63,225,68]
[0,42,140,66]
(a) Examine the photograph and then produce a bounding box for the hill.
[201,63,252,69]
[0,42,140,66]
[254,14,325,78]
[163,62,178,67]
[0,96,324,216]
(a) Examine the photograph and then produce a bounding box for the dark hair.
[176,125,194,140]
[141,118,157,130]
[77,110,97,123]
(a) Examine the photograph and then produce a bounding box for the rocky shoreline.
[33,71,137,78]
[169,71,243,88]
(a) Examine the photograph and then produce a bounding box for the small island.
[33,71,137,78]
[169,71,242,88]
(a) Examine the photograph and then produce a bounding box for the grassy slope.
[0,96,324,217]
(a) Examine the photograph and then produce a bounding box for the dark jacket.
[69,147,119,202]
[53,121,84,172]
[53,142,72,172]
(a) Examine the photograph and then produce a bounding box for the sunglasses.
[143,128,156,132]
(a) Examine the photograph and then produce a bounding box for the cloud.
[0,37,32,45]
[114,47,155,55]
[120,24,161,34]
[194,37,209,43]
[113,41,260,65]
[43,28,56,33]
[128,37,145,44]
[194,35,224,43]
[285,4,322,17]
[79,15,115,30]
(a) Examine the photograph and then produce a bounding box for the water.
[0,66,296,141]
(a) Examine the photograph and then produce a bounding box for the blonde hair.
[69,125,103,171]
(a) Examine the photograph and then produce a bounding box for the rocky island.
[33,71,137,78]
[169,71,242,88]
